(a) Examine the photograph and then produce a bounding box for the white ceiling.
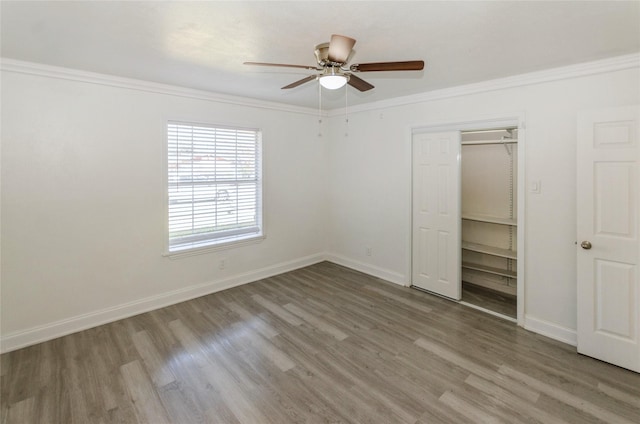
[2,1,639,110]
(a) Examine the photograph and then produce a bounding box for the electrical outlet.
[366,246,372,256]
[219,259,226,270]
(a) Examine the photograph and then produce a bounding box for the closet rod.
[462,128,517,135]
[461,139,518,145]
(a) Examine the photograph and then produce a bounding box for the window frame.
[163,120,264,258]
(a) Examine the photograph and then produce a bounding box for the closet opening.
[460,127,518,320]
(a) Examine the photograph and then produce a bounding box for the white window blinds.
[167,122,262,252]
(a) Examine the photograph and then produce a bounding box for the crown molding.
[329,52,640,116]
[0,58,320,116]
[2,53,638,117]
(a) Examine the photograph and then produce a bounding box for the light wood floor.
[2,262,639,424]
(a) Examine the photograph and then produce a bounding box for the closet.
[460,128,518,319]
[411,122,522,322]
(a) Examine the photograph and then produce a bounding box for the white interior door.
[577,105,640,372]
[412,131,461,299]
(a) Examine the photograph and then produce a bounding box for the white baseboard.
[326,256,578,349]
[324,253,408,286]
[1,253,578,353]
[0,253,326,353]
[524,315,577,346]
[326,256,579,347]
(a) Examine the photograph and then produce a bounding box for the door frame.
[408,114,526,326]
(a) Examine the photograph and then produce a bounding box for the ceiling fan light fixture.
[319,67,348,90]
[319,75,347,90]
[245,34,424,93]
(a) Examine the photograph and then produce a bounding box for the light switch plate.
[530,180,541,194]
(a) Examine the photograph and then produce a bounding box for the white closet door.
[577,105,640,372]
[412,131,461,299]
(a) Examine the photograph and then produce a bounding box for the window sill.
[164,233,265,259]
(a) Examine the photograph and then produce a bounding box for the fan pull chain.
[344,83,349,137]
[318,80,323,137]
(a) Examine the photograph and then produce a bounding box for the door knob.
[581,241,592,250]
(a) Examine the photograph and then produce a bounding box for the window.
[167,121,262,254]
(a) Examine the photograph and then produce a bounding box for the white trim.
[412,115,524,135]
[0,253,325,353]
[516,118,526,325]
[2,53,637,116]
[329,53,640,115]
[0,252,579,352]
[0,58,320,116]
[164,234,266,259]
[524,315,578,346]
[325,253,408,286]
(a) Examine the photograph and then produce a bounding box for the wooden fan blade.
[350,60,424,72]
[282,75,317,89]
[244,62,318,70]
[347,74,374,92]
[328,34,356,63]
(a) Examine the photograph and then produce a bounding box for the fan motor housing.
[314,43,330,66]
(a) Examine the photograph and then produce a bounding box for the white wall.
[2,59,638,352]
[325,67,640,343]
[1,69,328,351]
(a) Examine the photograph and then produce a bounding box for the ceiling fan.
[244,34,424,92]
